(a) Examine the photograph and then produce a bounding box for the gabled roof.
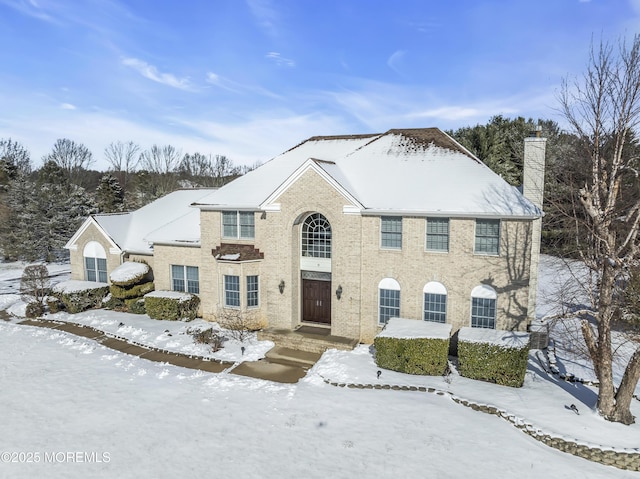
[195,128,541,218]
[66,189,217,255]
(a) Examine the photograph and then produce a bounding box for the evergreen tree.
[95,173,125,213]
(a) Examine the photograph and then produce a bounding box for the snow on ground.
[46,309,274,363]
[1,258,639,477]
[0,322,636,479]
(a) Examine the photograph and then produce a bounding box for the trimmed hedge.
[144,292,200,321]
[109,261,151,287]
[45,296,64,313]
[54,284,110,314]
[110,281,155,300]
[458,337,529,387]
[125,298,146,315]
[374,336,450,375]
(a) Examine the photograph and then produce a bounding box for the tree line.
[0,139,256,261]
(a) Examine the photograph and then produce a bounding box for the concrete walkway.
[18,319,313,383]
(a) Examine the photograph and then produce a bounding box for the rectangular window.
[475,219,500,255]
[85,257,107,283]
[224,275,240,308]
[426,218,449,252]
[247,275,259,308]
[172,265,199,294]
[381,217,402,249]
[186,266,200,294]
[379,289,400,325]
[424,293,447,323]
[471,297,496,329]
[223,211,255,239]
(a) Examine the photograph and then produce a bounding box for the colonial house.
[65,128,546,345]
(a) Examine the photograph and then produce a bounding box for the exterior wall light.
[279,280,285,294]
[336,284,343,300]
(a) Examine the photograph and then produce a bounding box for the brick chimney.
[523,127,546,325]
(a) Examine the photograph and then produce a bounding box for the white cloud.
[122,57,192,91]
[266,52,295,67]
[60,103,76,110]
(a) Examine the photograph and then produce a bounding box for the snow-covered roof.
[194,128,542,218]
[458,327,530,349]
[91,189,216,254]
[377,317,452,340]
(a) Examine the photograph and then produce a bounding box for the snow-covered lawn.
[0,258,639,477]
[1,322,637,479]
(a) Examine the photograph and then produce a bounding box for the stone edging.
[319,376,640,471]
[20,318,231,365]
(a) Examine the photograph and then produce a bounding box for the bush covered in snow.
[109,261,151,287]
[374,318,451,376]
[51,280,110,314]
[125,297,146,315]
[144,291,199,321]
[45,296,64,314]
[25,301,45,319]
[457,327,530,387]
[110,281,155,300]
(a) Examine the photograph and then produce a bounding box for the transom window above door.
[302,213,332,258]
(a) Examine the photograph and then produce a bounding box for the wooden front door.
[302,279,331,324]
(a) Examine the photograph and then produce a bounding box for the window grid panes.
[186,266,200,294]
[381,217,402,249]
[426,218,449,252]
[475,219,500,255]
[239,212,255,239]
[224,275,240,308]
[85,257,107,283]
[223,211,255,239]
[302,213,332,258]
[424,293,447,323]
[379,289,400,325]
[471,297,496,329]
[171,265,199,294]
[222,211,238,238]
[247,275,259,308]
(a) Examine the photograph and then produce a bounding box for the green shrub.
[45,296,64,313]
[125,298,146,315]
[25,301,45,319]
[144,291,200,321]
[109,261,151,287]
[374,336,450,375]
[110,281,155,300]
[52,281,110,314]
[102,294,125,311]
[457,328,530,387]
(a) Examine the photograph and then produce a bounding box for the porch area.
[258,325,359,355]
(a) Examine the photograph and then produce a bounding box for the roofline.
[64,216,123,253]
[360,209,542,220]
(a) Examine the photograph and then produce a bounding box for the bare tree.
[178,153,240,187]
[558,35,640,424]
[104,141,140,193]
[43,138,94,188]
[20,264,50,305]
[138,144,182,197]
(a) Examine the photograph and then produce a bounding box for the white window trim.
[222,211,255,240]
[473,219,501,256]
[171,265,200,294]
[425,218,450,253]
[223,275,241,309]
[246,275,260,309]
[380,216,402,250]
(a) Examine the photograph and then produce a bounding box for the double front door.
[302,279,331,324]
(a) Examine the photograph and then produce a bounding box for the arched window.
[423,282,447,323]
[378,278,400,325]
[470,285,497,329]
[302,213,332,258]
[83,241,107,283]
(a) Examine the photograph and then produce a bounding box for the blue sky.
[0,0,636,170]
